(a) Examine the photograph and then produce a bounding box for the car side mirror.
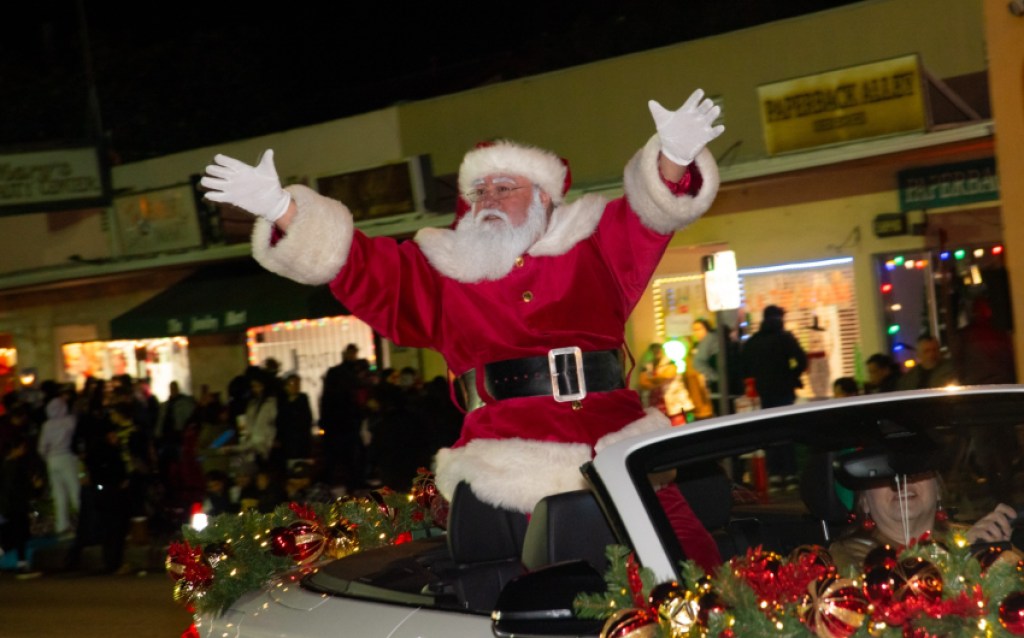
[491,560,606,637]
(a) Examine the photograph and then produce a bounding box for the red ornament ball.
[895,557,942,602]
[863,565,903,605]
[789,544,835,571]
[801,577,868,638]
[999,591,1024,636]
[287,520,326,564]
[975,545,1009,573]
[863,544,898,572]
[269,526,296,557]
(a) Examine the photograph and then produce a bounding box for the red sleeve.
[270,225,284,246]
[661,161,703,197]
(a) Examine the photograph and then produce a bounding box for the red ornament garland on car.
[575,537,1024,638]
[166,468,448,616]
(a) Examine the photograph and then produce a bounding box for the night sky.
[2,1,865,164]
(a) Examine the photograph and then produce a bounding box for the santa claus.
[202,89,724,569]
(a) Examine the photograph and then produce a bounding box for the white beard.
[449,190,548,282]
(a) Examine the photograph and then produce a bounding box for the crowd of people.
[0,346,464,578]
[642,296,1017,422]
[0,297,1014,578]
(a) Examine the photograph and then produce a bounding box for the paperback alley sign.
[898,158,999,212]
[0,147,110,216]
[758,54,927,155]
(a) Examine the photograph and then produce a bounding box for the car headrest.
[521,490,614,572]
[447,481,528,564]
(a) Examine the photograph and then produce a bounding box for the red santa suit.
[251,135,719,564]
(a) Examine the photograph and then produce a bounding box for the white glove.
[648,89,725,166]
[201,150,291,223]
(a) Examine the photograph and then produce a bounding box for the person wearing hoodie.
[740,305,808,408]
[37,394,80,538]
[740,305,808,488]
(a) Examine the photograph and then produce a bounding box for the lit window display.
[877,242,1010,372]
[246,316,375,421]
[62,337,191,401]
[0,346,16,396]
[653,257,860,400]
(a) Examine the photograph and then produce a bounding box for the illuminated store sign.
[758,54,927,155]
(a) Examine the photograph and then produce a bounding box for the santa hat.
[457,140,572,208]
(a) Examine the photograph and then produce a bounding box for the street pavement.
[0,570,194,638]
[0,530,194,638]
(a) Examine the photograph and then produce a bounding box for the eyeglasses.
[464,185,527,203]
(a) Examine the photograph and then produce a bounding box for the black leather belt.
[454,348,625,412]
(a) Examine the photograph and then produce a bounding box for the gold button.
[514,256,525,268]
[572,400,582,411]
[522,291,533,302]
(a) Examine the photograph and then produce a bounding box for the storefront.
[0,342,17,398]
[99,259,368,398]
[61,336,190,400]
[246,316,376,421]
[651,256,860,400]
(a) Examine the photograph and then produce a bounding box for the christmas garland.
[575,535,1024,638]
[166,469,447,616]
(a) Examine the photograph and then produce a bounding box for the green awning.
[110,259,346,339]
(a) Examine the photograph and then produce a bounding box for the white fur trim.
[528,194,606,257]
[459,140,568,205]
[434,439,592,513]
[252,185,354,285]
[593,408,672,454]
[413,226,463,280]
[623,134,720,235]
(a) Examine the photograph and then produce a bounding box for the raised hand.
[649,89,725,166]
[201,150,291,223]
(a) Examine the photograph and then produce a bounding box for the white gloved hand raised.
[648,89,725,166]
[201,150,291,223]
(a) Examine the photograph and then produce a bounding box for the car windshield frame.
[590,385,1024,582]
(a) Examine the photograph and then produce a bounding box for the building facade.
[1,0,1019,398]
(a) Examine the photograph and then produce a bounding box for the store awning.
[110,260,347,339]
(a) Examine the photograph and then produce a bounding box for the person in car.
[828,449,1016,572]
[201,90,725,571]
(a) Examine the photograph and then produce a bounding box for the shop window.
[0,333,16,397]
[62,337,190,401]
[652,258,860,400]
[739,258,860,400]
[246,316,375,421]
[876,243,1011,371]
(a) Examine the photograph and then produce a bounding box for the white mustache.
[475,208,510,224]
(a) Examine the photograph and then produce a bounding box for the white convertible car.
[193,386,1024,637]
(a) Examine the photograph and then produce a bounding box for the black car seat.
[446,481,528,611]
[520,489,616,573]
